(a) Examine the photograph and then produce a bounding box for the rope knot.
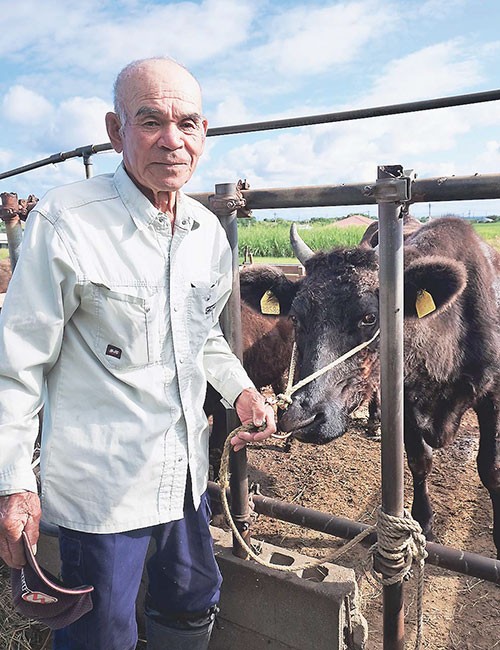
[368,507,428,650]
[371,508,428,584]
[275,393,293,410]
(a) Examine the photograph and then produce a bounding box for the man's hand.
[0,492,41,568]
[232,387,276,452]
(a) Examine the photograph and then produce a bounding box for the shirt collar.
[113,163,197,232]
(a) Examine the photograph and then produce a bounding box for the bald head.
[113,57,203,128]
[105,56,208,209]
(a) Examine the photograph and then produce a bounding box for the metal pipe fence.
[207,483,500,585]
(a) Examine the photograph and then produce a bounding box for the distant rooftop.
[333,214,375,228]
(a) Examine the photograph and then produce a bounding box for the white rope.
[367,508,428,650]
[272,328,380,413]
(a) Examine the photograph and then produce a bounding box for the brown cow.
[205,265,295,477]
[0,258,12,308]
[0,258,12,293]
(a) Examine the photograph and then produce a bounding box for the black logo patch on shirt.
[106,344,122,359]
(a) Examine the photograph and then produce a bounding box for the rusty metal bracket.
[208,180,252,218]
[0,192,38,222]
[363,165,415,205]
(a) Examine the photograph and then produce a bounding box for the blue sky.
[1,0,500,220]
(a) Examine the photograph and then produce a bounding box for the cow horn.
[290,223,314,264]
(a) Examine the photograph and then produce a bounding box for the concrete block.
[210,526,367,650]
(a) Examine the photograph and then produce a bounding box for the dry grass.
[0,562,51,650]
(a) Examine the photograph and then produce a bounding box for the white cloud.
[2,86,53,125]
[415,0,469,19]
[1,0,257,76]
[474,139,500,172]
[363,40,483,105]
[210,96,254,128]
[0,89,111,167]
[251,1,397,76]
[45,97,111,150]
[0,149,14,168]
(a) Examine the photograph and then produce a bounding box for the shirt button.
[173,306,178,312]
[179,358,184,364]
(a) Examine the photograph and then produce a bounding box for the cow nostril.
[297,397,310,410]
[314,411,326,425]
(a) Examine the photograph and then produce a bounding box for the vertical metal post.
[375,165,406,650]
[210,182,251,558]
[83,153,93,179]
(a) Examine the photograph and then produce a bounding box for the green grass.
[238,222,367,258]
[472,222,500,250]
[238,220,500,261]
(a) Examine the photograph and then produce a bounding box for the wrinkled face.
[278,249,380,444]
[107,60,208,201]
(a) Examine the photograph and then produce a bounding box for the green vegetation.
[237,219,500,262]
[472,222,500,250]
[238,221,367,258]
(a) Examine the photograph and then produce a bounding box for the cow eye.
[360,313,377,327]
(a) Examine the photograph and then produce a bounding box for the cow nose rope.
[276,328,380,410]
[217,428,427,649]
[270,328,380,439]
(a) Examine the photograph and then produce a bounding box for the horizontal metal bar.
[208,89,500,136]
[207,482,500,585]
[190,173,500,210]
[0,144,112,181]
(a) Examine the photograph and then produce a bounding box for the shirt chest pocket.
[92,283,160,370]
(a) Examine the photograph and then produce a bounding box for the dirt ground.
[243,407,499,649]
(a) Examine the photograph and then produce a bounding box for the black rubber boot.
[146,616,214,649]
[145,606,218,650]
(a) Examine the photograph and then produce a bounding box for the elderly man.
[0,57,275,650]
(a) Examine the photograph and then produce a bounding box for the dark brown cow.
[205,265,294,476]
[0,258,12,294]
[252,217,500,558]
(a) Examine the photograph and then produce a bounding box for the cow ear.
[404,256,467,319]
[239,265,299,315]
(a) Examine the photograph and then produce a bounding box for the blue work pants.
[52,489,221,650]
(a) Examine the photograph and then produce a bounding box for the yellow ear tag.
[260,290,280,315]
[415,289,436,318]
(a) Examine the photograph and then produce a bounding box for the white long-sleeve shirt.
[0,164,253,533]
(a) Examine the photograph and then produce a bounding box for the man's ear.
[105,112,123,154]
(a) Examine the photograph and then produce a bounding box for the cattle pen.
[1,89,500,650]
